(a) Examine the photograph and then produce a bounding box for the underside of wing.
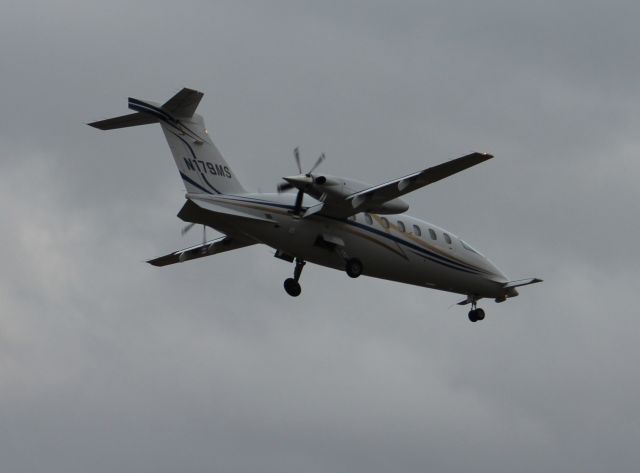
[315,152,493,219]
[147,236,256,267]
[348,152,493,210]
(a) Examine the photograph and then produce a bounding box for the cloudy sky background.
[1,1,639,471]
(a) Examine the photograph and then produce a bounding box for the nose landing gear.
[284,258,306,297]
[468,308,485,322]
[467,299,486,322]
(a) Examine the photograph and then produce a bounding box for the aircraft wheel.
[475,308,486,321]
[468,309,478,322]
[345,258,363,278]
[284,278,302,297]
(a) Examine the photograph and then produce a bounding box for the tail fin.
[89,88,246,195]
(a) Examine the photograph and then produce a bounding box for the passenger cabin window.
[380,217,390,229]
[428,228,437,240]
[364,213,373,225]
[444,233,452,245]
[413,224,421,236]
[397,220,405,233]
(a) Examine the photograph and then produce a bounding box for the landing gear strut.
[467,299,486,322]
[284,258,306,297]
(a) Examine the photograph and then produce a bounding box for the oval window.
[364,213,373,225]
[444,233,452,245]
[397,220,405,232]
[428,228,437,240]
[413,224,421,236]
[380,217,390,229]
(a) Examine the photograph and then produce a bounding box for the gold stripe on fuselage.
[204,197,488,273]
[370,215,489,274]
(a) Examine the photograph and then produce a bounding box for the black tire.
[468,309,478,322]
[475,308,485,321]
[346,258,363,278]
[284,278,302,297]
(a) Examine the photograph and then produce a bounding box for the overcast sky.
[1,1,639,472]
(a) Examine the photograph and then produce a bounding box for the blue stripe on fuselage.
[340,217,485,275]
[203,196,485,275]
[129,99,176,123]
[180,172,214,194]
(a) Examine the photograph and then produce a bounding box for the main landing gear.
[284,258,306,297]
[468,299,486,323]
[283,256,364,296]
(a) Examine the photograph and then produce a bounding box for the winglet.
[503,278,543,289]
[161,88,204,118]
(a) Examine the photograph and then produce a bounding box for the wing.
[345,152,493,212]
[147,236,256,267]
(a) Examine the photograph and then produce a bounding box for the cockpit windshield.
[460,239,483,256]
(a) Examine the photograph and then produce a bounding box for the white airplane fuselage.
[188,192,511,300]
[89,87,540,319]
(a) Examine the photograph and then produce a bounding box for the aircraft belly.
[195,207,505,298]
[307,220,506,298]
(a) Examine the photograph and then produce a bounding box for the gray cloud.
[1,1,639,472]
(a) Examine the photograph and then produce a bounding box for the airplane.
[89,88,541,322]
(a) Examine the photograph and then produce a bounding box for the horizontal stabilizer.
[148,236,255,267]
[313,152,493,219]
[89,88,203,131]
[503,278,543,289]
[161,88,204,118]
[88,112,158,130]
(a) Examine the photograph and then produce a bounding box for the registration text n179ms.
[89,88,541,322]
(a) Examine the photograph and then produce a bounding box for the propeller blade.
[293,190,304,215]
[181,222,196,236]
[293,147,302,174]
[277,181,295,193]
[281,147,325,212]
[308,152,325,174]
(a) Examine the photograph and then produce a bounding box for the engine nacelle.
[311,174,409,214]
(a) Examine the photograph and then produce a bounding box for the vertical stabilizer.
[89,88,247,195]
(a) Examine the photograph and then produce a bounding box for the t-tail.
[88,88,246,195]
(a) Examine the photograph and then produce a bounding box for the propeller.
[277,147,326,215]
[181,222,196,236]
[294,146,302,174]
[181,222,209,253]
